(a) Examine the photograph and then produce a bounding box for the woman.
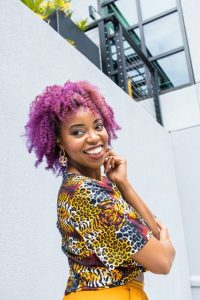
[25,81,175,300]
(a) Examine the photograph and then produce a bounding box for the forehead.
[61,106,102,127]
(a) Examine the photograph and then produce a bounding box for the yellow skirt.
[62,281,148,300]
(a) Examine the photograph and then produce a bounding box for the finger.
[155,218,162,225]
[111,156,115,169]
[107,156,117,171]
[103,157,108,172]
[103,155,109,163]
[105,156,112,172]
[104,148,110,159]
[105,151,113,160]
[106,153,123,161]
[156,219,168,232]
[105,148,117,157]
[155,218,164,228]
[103,154,112,165]
[105,147,113,154]
[105,156,109,172]
[111,156,126,166]
[109,150,117,156]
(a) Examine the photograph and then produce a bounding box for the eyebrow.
[69,118,103,130]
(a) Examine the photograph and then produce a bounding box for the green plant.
[47,0,72,16]
[21,0,43,11]
[20,0,72,19]
[20,0,90,47]
[66,39,76,46]
[75,18,89,32]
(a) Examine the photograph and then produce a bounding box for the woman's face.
[58,106,109,178]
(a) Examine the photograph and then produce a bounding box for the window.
[157,51,190,88]
[99,0,193,96]
[140,0,176,20]
[143,13,183,56]
[115,0,138,25]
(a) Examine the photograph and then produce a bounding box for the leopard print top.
[57,172,153,295]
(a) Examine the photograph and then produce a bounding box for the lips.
[83,145,103,155]
[83,145,104,160]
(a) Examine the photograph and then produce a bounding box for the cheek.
[65,139,82,154]
[103,130,109,144]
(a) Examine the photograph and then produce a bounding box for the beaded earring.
[59,149,68,167]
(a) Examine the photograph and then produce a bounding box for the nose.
[86,129,100,144]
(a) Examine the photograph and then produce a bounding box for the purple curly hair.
[25,80,121,175]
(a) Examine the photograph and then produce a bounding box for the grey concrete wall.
[0,1,191,300]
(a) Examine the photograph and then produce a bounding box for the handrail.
[86,4,163,125]
[109,2,172,88]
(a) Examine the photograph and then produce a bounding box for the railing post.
[97,0,110,75]
[151,69,163,126]
[98,19,109,74]
[114,23,128,92]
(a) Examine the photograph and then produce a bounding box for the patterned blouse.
[57,172,153,295]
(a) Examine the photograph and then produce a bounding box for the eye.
[71,130,85,137]
[96,123,104,131]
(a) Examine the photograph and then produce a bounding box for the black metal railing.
[86,7,163,125]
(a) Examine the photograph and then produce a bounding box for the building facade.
[77,1,200,299]
[1,1,200,300]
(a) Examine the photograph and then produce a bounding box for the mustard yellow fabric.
[62,281,148,300]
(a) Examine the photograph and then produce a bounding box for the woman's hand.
[155,218,171,244]
[103,148,161,240]
[103,148,127,185]
[132,218,176,274]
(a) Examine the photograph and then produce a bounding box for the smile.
[83,145,104,159]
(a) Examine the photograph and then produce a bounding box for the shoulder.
[62,172,88,186]
[58,173,117,205]
[61,172,115,191]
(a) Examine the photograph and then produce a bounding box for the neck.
[68,165,102,181]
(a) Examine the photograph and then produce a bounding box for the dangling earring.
[59,149,68,167]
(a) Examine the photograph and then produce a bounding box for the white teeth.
[84,146,103,155]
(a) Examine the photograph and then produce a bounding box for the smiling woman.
[25,81,120,175]
[58,107,109,180]
[24,80,175,300]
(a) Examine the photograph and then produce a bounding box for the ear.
[56,138,63,149]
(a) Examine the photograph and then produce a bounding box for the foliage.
[20,0,72,19]
[75,18,89,32]
[20,0,89,47]
[66,39,76,46]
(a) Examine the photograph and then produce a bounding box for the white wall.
[136,97,156,121]
[0,1,191,300]
[170,126,200,300]
[156,3,200,292]
[159,84,200,131]
[142,1,200,295]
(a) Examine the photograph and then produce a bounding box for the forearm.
[117,179,160,239]
[133,236,176,274]
[159,240,176,273]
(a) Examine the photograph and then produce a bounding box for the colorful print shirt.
[57,172,153,295]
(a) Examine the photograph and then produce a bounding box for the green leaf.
[20,0,73,21]
[75,18,89,31]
